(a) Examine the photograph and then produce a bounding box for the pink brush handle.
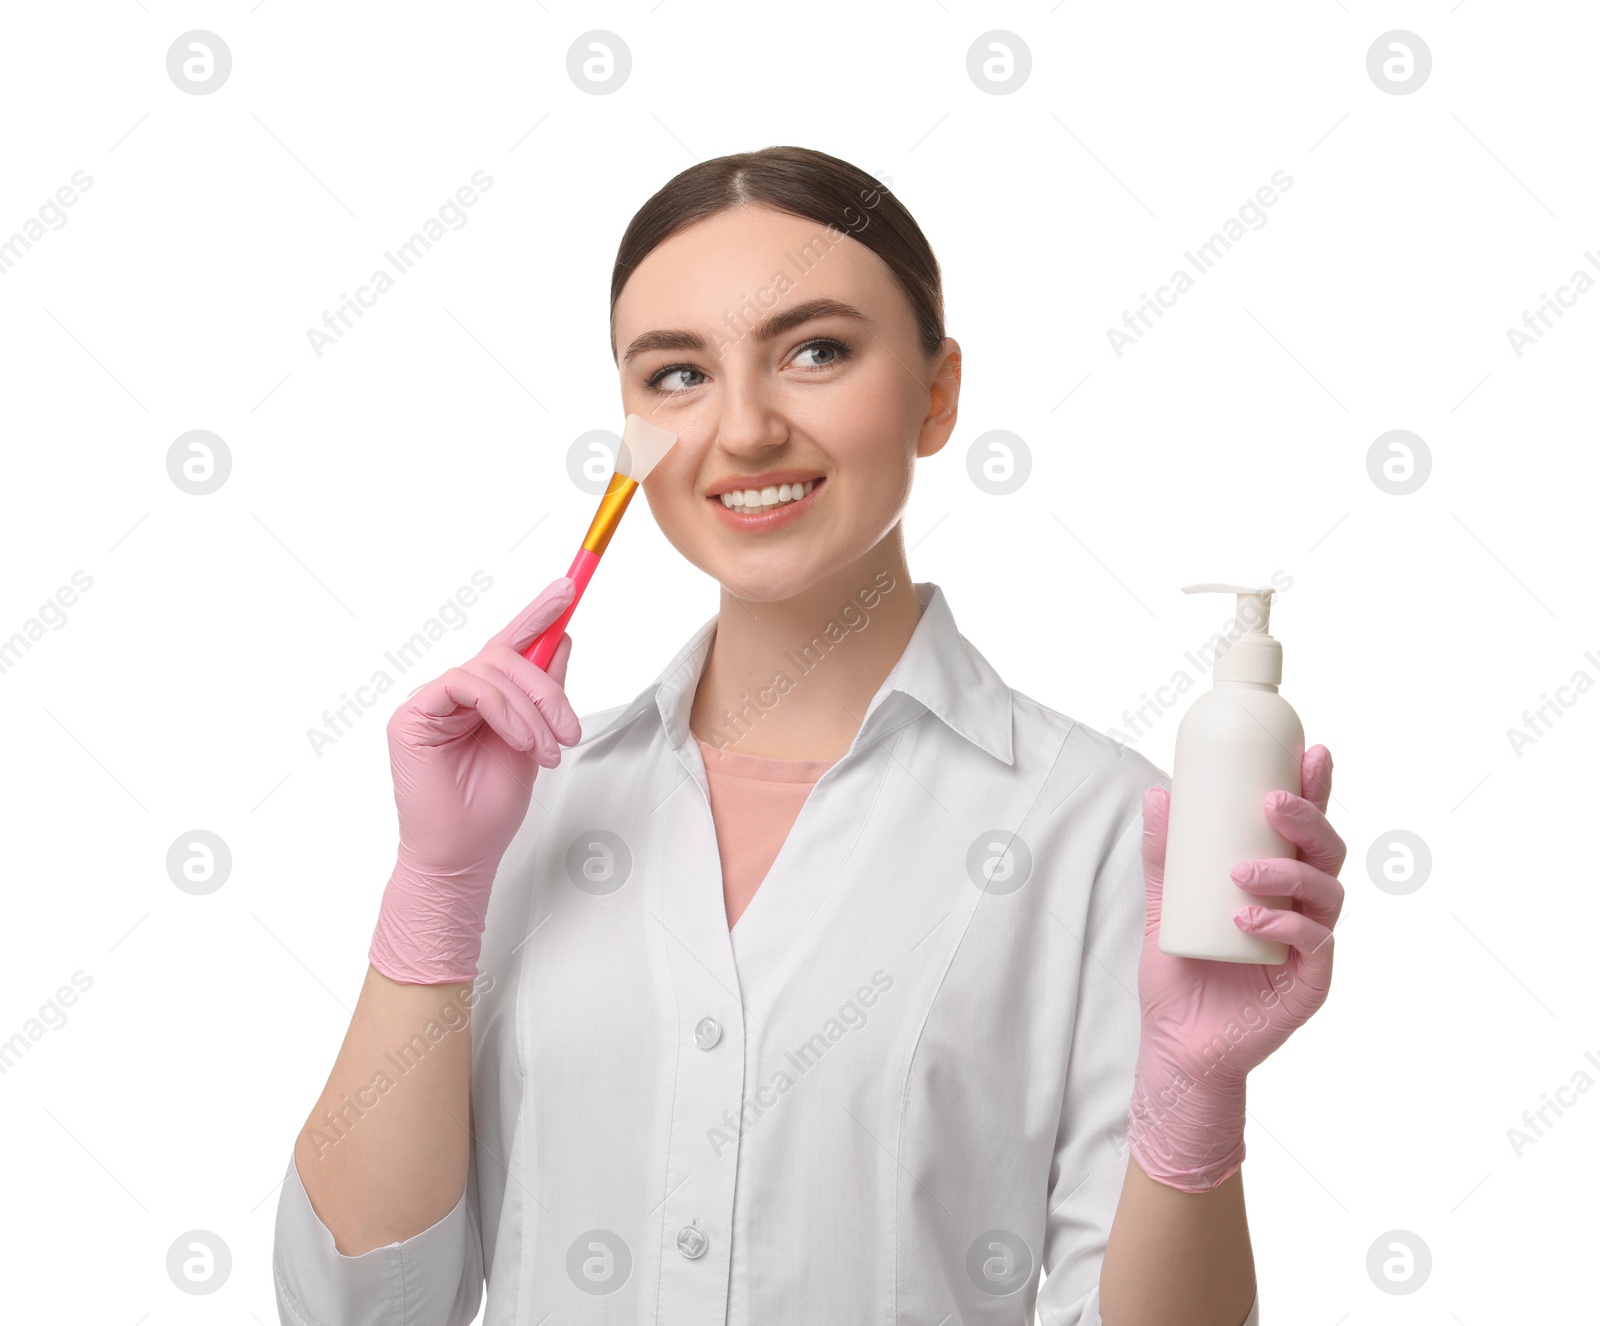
[525,547,600,671]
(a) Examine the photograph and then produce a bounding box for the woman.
[273,146,1344,1325]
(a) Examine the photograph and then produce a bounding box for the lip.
[707,475,826,533]
[704,468,826,498]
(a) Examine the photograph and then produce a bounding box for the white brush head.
[615,413,678,481]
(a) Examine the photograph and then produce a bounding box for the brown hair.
[609,145,945,362]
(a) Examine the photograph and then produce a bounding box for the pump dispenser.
[1159,583,1305,963]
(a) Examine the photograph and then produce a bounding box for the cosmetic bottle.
[1159,583,1304,964]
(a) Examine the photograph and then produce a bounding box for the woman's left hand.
[1125,744,1346,1192]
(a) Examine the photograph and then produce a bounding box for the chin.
[716,572,814,604]
[699,554,824,605]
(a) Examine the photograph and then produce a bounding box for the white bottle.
[1159,583,1305,964]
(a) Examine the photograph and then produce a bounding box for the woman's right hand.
[368,577,583,985]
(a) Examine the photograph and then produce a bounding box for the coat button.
[694,1015,721,1050]
[677,1221,709,1259]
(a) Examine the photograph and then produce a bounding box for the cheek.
[639,474,684,529]
[640,457,705,540]
[637,482,698,562]
[644,445,692,493]
[835,419,917,499]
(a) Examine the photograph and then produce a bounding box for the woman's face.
[612,204,960,604]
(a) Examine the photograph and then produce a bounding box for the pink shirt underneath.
[694,736,838,931]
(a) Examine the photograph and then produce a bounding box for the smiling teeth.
[720,479,816,510]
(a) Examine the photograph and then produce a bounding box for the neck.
[689,532,923,761]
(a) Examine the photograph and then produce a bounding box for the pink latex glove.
[368,578,583,986]
[1126,745,1346,1192]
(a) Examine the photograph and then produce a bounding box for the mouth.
[706,476,826,532]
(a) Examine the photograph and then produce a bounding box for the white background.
[1,2,1592,1321]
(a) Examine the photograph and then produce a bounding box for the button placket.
[654,743,745,1317]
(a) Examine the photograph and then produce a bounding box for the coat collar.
[578,580,1014,767]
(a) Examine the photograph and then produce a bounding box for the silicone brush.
[523,412,679,670]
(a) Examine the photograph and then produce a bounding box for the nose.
[713,362,789,460]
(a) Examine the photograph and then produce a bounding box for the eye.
[791,337,851,370]
[644,363,707,395]
[641,336,852,395]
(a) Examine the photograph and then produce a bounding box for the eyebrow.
[620,297,872,364]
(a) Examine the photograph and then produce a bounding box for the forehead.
[613,205,898,340]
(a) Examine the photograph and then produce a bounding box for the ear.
[917,338,962,459]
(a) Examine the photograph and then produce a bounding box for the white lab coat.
[273,579,1260,1325]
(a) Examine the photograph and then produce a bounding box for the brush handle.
[526,547,600,671]
[525,469,645,671]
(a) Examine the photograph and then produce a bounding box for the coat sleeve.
[1033,788,1261,1326]
[272,1145,484,1326]
[1033,807,1149,1325]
